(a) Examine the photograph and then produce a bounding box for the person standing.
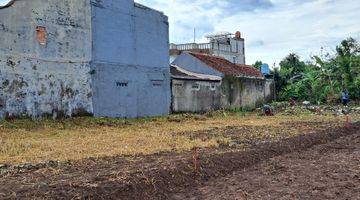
[341,89,350,106]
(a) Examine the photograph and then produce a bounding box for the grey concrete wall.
[264,79,275,102]
[172,53,223,77]
[238,78,265,109]
[171,76,265,113]
[91,0,170,118]
[172,79,221,113]
[220,76,265,110]
[0,0,93,118]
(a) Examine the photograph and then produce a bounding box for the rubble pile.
[270,101,360,116]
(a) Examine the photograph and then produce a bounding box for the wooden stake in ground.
[345,115,350,128]
[193,147,200,176]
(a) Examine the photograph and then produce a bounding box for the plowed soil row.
[0,122,359,199]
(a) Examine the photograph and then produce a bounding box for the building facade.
[0,0,170,119]
[170,32,245,65]
[171,65,222,112]
[171,52,274,112]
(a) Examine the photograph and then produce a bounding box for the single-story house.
[171,52,274,112]
[171,65,222,112]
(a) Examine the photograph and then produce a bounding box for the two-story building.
[170,31,245,64]
[0,0,170,119]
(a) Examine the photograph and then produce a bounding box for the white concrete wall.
[212,38,245,64]
[0,0,93,118]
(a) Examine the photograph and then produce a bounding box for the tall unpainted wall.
[90,0,170,118]
[0,0,93,118]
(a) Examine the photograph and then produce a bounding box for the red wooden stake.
[345,115,350,128]
[193,147,200,175]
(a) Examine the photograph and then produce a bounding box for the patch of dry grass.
[0,111,359,164]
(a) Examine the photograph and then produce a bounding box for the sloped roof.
[171,65,221,81]
[188,52,263,78]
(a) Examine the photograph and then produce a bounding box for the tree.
[335,37,360,98]
[274,38,360,103]
[279,53,307,78]
[253,61,263,70]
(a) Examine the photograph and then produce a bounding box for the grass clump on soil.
[0,110,358,165]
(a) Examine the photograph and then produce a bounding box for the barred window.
[192,83,200,90]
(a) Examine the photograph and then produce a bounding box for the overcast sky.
[1,0,359,66]
[137,0,360,66]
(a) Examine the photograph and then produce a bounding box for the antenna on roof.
[205,32,233,41]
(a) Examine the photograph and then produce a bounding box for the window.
[116,81,128,87]
[210,83,216,91]
[151,80,163,87]
[0,0,15,9]
[192,83,200,91]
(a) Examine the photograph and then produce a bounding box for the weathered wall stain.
[172,53,275,112]
[36,26,47,45]
[173,76,274,112]
[0,0,93,119]
[0,0,170,119]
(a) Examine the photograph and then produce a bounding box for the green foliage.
[253,61,263,70]
[275,38,360,103]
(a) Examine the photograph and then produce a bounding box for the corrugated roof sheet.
[188,52,263,78]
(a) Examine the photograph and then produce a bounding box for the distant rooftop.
[170,31,244,57]
[188,52,263,79]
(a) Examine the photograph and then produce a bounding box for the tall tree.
[335,38,360,98]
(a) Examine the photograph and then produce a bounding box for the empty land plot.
[0,117,358,199]
[0,112,359,165]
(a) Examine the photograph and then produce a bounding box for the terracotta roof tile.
[188,52,263,78]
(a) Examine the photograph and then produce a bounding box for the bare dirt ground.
[0,121,359,200]
[178,129,360,200]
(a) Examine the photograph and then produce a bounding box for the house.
[171,65,222,112]
[0,0,170,119]
[170,31,245,64]
[171,52,274,112]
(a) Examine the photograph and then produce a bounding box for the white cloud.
[0,0,13,7]
[138,0,360,66]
